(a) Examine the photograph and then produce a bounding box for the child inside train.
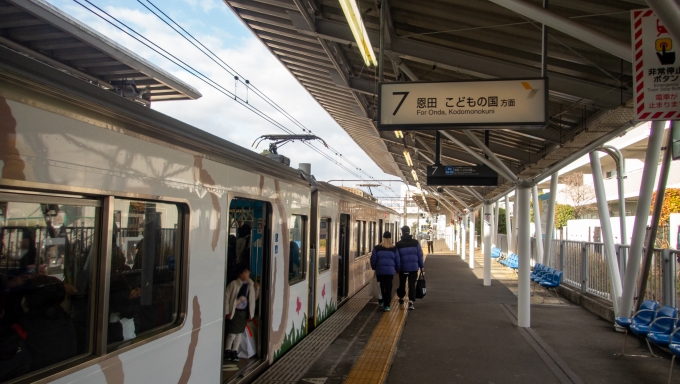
[223,264,259,362]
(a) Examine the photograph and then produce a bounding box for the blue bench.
[491,247,502,259]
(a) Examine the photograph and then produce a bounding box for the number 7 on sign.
[392,92,409,115]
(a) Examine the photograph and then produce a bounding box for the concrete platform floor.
[387,253,680,384]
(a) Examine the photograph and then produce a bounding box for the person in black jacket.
[395,226,424,310]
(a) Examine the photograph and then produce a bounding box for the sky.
[46,0,402,196]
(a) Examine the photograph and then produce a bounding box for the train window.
[361,221,367,255]
[0,193,99,381]
[378,220,383,240]
[107,199,182,349]
[354,221,360,258]
[288,215,307,283]
[370,222,377,247]
[318,218,331,272]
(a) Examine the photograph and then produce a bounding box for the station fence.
[492,234,680,308]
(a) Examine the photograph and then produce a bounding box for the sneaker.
[408,301,415,310]
[398,298,404,305]
[231,350,240,362]
[378,300,384,307]
[384,305,391,312]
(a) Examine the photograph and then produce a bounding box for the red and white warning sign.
[631,9,679,121]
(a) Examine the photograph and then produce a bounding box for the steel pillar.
[513,193,520,254]
[469,210,476,269]
[544,174,558,267]
[636,123,674,312]
[532,185,544,265]
[484,201,493,286]
[505,194,512,254]
[589,151,623,316]
[603,145,628,244]
[517,186,532,327]
[493,200,500,248]
[461,213,467,261]
[620,120,666,317]
[378,0,385,82]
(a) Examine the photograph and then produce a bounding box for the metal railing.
[482,235,680,308]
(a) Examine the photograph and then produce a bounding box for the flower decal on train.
[296,297,302,314]
[321,284,326,299]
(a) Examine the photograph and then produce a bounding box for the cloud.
[45,0,400,195]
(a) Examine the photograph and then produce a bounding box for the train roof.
[316,181,399,215]
[0,0,201,102]
[0,44,312,189]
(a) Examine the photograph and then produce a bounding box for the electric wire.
[72,0,373,182]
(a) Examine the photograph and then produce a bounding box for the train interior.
[223,198,271,381]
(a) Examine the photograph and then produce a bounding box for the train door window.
[288,215,307,283]
[378,220,383,239]
[318,218,331,272]
[361,221,367,255]
[0,192,100,381]
[107,199,183,350]
[354,221,360,258]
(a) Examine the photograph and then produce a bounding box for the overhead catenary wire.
[137,0,396,195]
[73,0,390,189]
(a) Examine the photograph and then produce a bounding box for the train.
[0,45,401,383]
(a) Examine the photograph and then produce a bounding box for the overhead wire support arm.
[462,130,519,183]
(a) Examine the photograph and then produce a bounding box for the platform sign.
[631,10,680,121]
[378,78,548,131]
[426,165,498,187]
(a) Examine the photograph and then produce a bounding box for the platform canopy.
[224,0,647,210]
[0,0,202,102]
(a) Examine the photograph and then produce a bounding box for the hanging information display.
[426,165,498,187]
[378,78,548,131]
[631,9,680,121]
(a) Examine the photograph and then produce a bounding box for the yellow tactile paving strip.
[343,296,408,384]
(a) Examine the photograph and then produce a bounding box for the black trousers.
[376,274,393,304]
[427,241,434,253]
[397,271,418,302]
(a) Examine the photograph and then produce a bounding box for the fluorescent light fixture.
[416,182,422,191]
[403,150,413,166]
[411,169,418,181]
[338,0,378,67]
[394,130,404,138]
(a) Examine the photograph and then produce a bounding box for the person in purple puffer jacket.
[396,226,424,310]
[370,231,400,312]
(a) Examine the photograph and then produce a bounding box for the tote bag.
[416,269,426,299]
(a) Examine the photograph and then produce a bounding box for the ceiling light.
[394,130,404,138]
[403,150,413,166]
[416,182,422,191]
[338,0,378,66]
[411,169,418,181]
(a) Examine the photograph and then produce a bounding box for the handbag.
[415,269,426,299]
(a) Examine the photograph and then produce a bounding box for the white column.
[544,174,558,267]
[505,194,512,254]
[461,214,467,261]
[590,152,623,316]
[469,210,476,269]
[493,200,500,248]
[484,201,492,286]
[620,120,666,318]
[456,219,461,255]
[517,186,532,327]
[532,185,544,265]
[513,194,520,254]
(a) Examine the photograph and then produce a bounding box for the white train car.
[0,46,400,384]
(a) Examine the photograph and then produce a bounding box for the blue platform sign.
[445,167,454,175]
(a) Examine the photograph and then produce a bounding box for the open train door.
[223,198,272,383]
[307,190,319,331]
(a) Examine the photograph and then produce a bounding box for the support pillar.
[517,186,532,327]
[544,174,558,267]
[532,185,544,265]
[505,194,512,254]
[461,213,467,261]
[590,152,623,316]
[493,200,500,248]
[620,120,666,317]
[469,210,476,269]
[513,193,520,254]
[484,201,492,286]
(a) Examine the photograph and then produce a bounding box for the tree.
[650,188,680,248]
[554,204,575,229]
[560,172,596,219]
[475,208,506,235]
